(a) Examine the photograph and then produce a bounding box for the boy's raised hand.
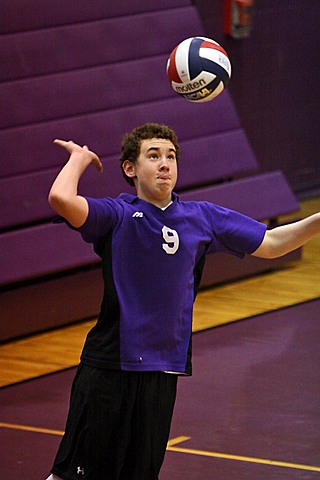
[54,139,103,173]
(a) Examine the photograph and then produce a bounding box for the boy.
[46,123,320,480]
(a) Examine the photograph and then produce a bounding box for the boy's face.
[123,138,178,207]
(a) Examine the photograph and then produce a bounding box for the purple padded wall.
[0,1,300,340]
[0,95,247,179]
[0,0,190,34]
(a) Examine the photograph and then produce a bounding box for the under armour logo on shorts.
[77,466,85,475]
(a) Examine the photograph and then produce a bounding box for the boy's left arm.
[252,213,320,259]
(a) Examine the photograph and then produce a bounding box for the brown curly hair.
[120,123,180,186]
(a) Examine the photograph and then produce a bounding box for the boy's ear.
[122,160,136,180]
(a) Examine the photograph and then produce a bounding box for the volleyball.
[166,36,231,103]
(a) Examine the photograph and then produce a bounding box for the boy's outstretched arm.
[48,140,103,228]
[252,213,320,259]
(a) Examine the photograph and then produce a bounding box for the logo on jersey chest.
[132,211,144,218]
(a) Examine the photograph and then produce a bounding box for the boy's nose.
[160,157,170,169]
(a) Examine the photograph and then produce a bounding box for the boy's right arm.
[48,140,103,228]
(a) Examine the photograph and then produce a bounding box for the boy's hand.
[54,139,103,173]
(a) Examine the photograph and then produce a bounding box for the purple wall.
[194,0,320,198]
[0,0,305,339]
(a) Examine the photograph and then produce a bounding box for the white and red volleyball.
[166,36,231,103]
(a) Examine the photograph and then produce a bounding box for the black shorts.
[51,364,178,480]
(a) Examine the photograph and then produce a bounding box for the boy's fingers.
[53,139,73,149]
[53,139,102,172]
[96,160,103,173]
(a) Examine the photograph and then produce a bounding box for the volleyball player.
[46,123,320,480]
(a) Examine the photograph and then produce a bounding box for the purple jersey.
[76,193,266,375]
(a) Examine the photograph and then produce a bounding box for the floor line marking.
[0,422,64,436]
[167,436,191,447]
[166,437,320,473]
[2,423,319,473]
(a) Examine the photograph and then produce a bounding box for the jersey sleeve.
[77,197,119,245]
[204,203,267,257]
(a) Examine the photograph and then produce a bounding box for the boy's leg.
[50,365,128,480]
[121,372,178,480]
